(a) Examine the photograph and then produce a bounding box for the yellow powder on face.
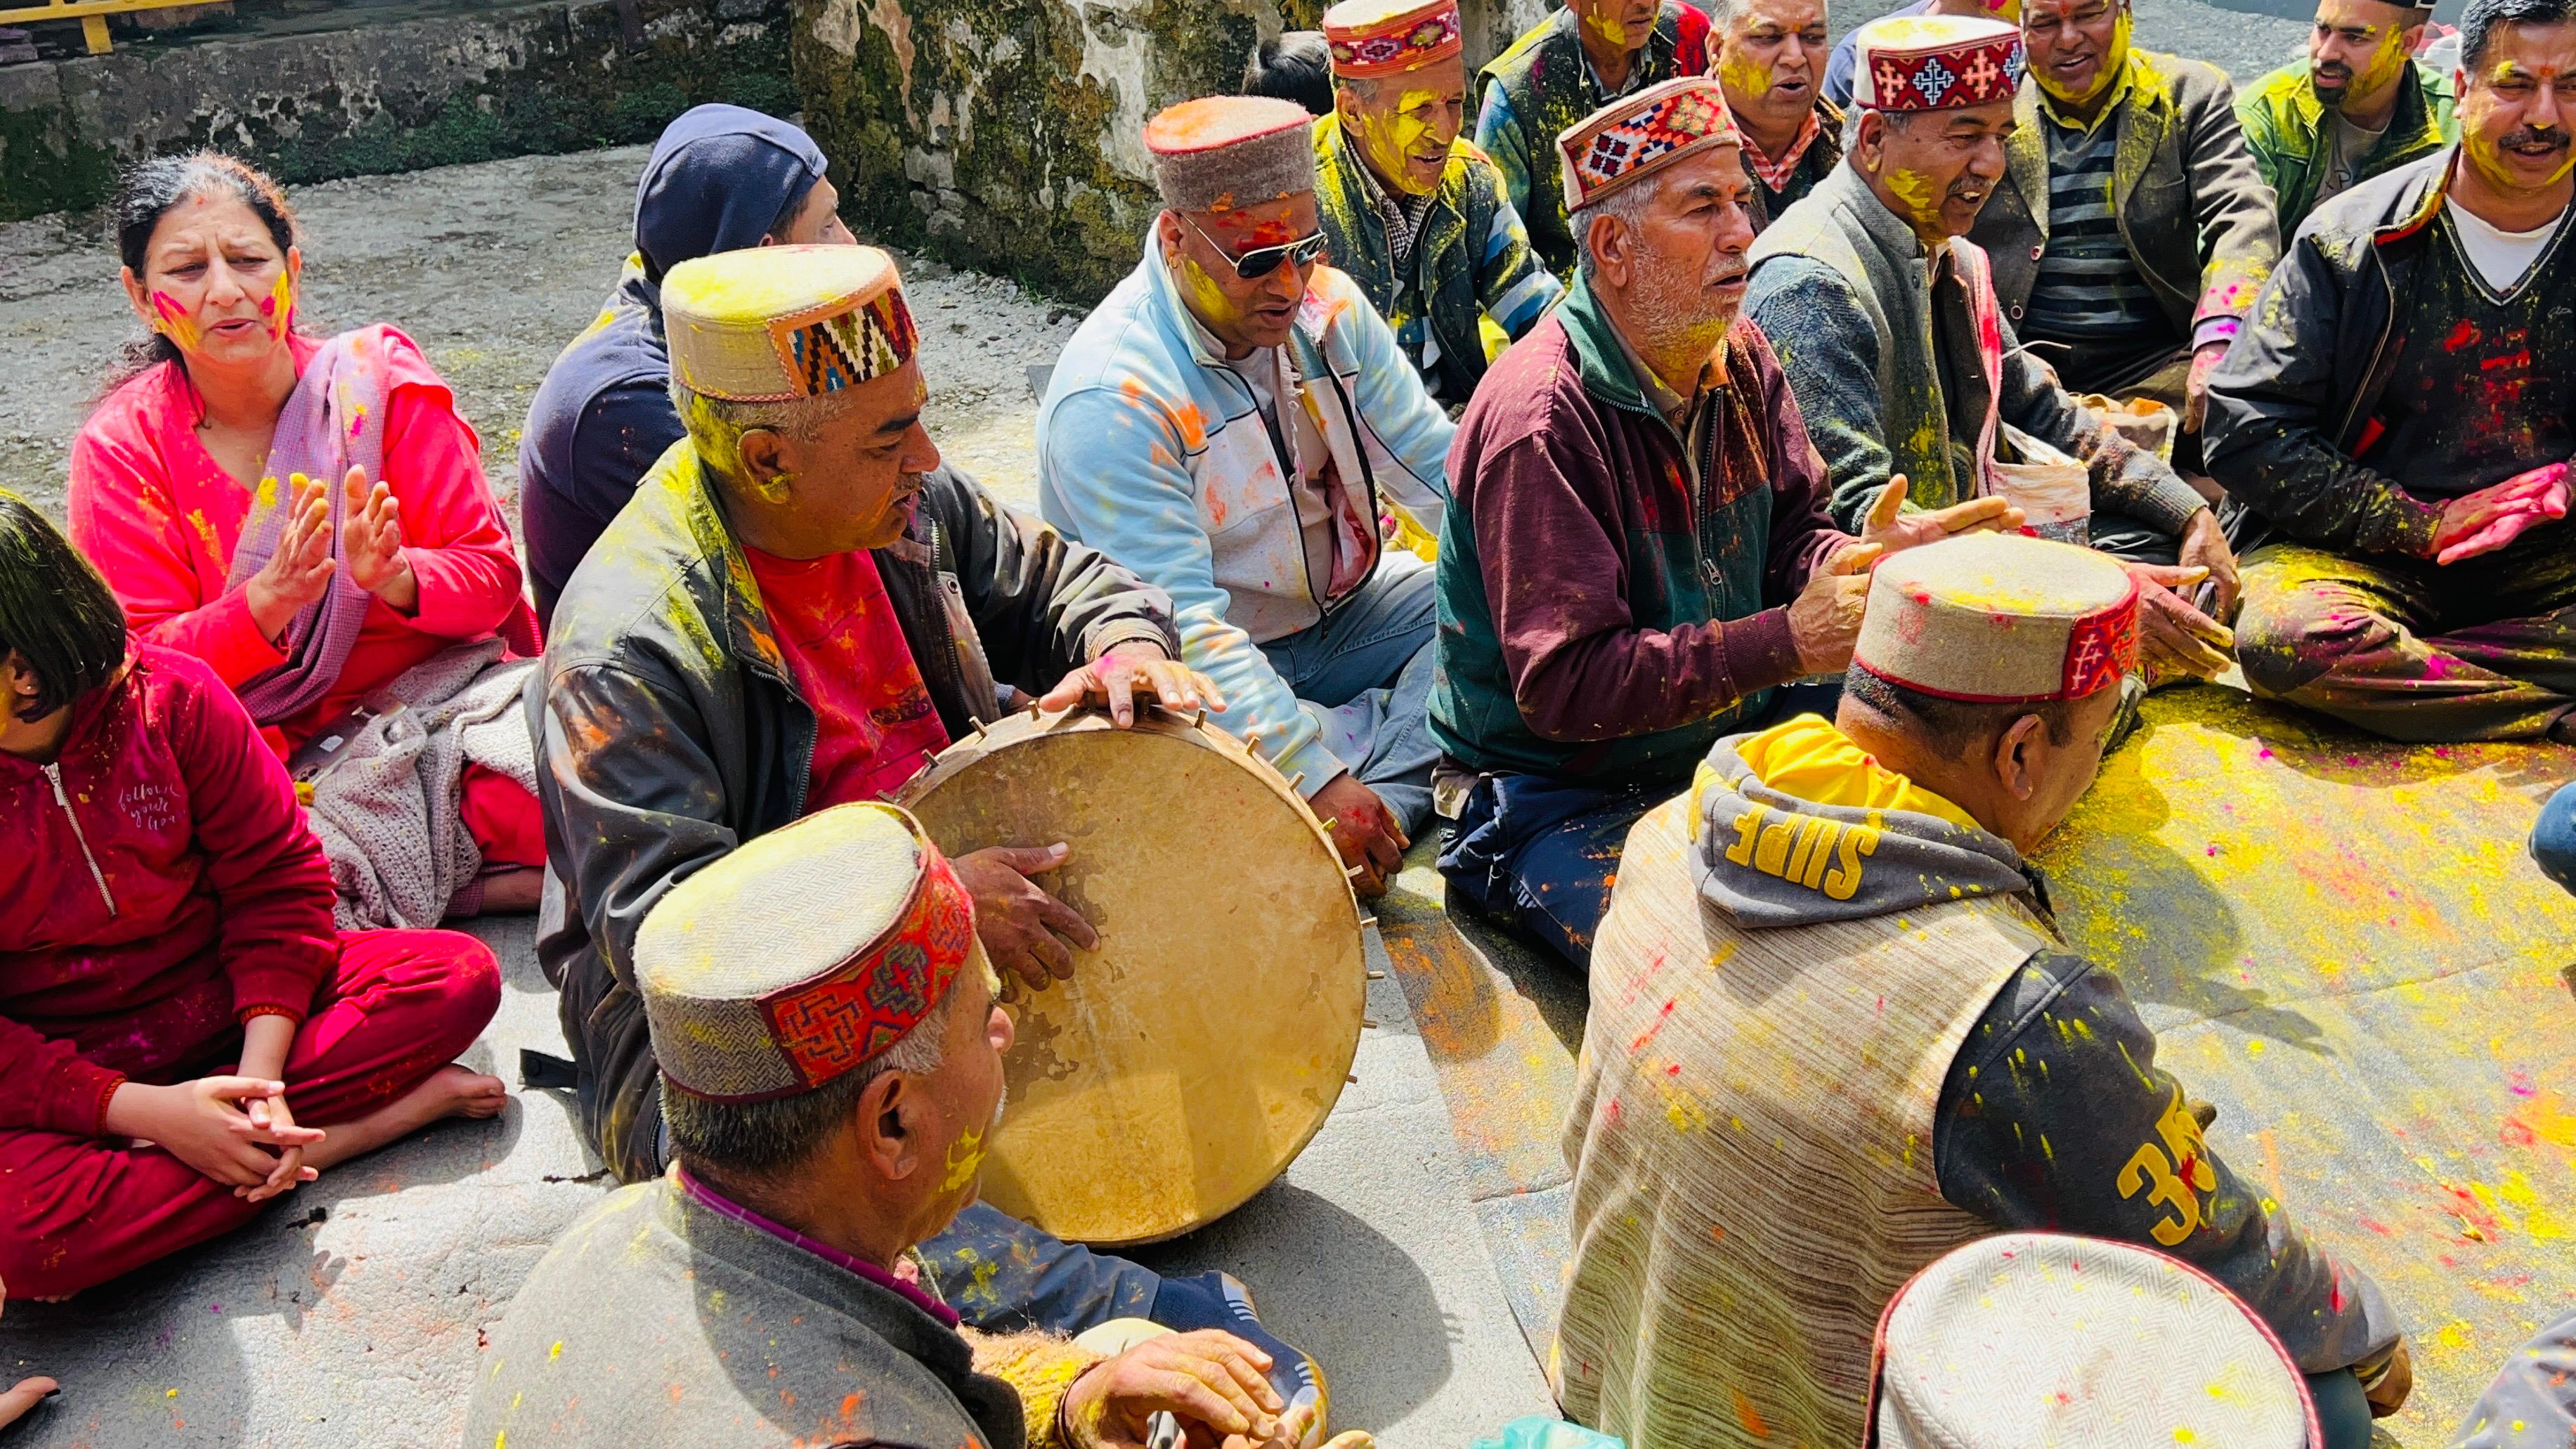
[2034,7,2132,105]
[1176,252,1249,330]
[1348,87,1452,197]
[2459,71,2576,190]
[941,1122,989,1192]
[1719,48,1776,99]
[1582,8,1635,48]
[150,290,202,353]
[1884,167,1951,232]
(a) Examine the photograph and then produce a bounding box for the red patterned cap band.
[1852,533,2140,703]
[633,801,980,1104]
[753,848,973,1096]
[1850,15,2025,112]
[1556,76,1742,214]
[772,288,918,398]
[1324,0,1464,77]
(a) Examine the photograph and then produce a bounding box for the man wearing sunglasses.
[1041,96,1457,898]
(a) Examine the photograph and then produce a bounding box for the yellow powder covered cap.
[1849,14,2024,112]
[635,801,975,1103]
[1322,0,1464,77]
[660,243,918,403]
[1854,532,2138,703]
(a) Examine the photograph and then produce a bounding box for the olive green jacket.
[1971,53,2281,344]
[2235,56,2456,237]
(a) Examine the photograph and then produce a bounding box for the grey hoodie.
[1680,725,2402,1377]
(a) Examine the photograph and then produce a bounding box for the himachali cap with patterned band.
[1322,0,1465,78]
[660,244,919,403]
[1854,533,2139,703]
[1872,1234,2319,1448]
[1849,13,2026,112]
[1556,75,1742,214]
[635,802,977,1103]
[1146,96,1320,213]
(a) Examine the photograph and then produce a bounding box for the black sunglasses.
[1178,212,1329,280]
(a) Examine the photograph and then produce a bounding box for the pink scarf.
[223,330,392,725]
[1939,237,2008,497]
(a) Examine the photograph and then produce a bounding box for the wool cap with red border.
[1555,75,1742,216]
[1323,0,1464,78]
[661,244,918,403]
[1872,1233,2319,1448]
[1849,13,2025,112]
[1146,96,1319,214]
[1853,532,2138,703]
[635,801,978,1103]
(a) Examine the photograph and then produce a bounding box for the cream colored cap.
[661,243,918,403]
[635,801,974,1102]
[1853,532,2138,703]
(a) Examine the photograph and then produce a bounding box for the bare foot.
[301,1065,508,1174]
[0,1376,57,1428]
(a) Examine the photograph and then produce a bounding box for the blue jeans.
[1262,552,1440,833]
[1439,681,1843,969]
[916,1202,1320,1411]
[2532,781,2576,893]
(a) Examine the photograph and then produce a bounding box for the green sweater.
[2235,58,2455,238]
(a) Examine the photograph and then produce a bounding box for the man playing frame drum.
[471,802,1375,1449]
[530,244,1322,1400]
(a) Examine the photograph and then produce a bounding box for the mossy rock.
[792,0,1323,303]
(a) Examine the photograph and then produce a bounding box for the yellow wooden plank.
[0,0,210,25]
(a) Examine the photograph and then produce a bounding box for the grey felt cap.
[1145,96,1318,213]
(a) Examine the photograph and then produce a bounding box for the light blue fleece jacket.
[1038,235,1453,805]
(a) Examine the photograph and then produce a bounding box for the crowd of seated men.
[4,0,2572,1438]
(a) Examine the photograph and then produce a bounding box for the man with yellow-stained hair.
[1557,531,2406,1449]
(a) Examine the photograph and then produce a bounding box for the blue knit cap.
[633,104,830,282]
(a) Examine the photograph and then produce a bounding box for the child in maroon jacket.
[0,494,505,1300]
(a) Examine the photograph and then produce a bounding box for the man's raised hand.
[1859,475,2022,557]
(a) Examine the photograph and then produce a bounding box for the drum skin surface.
[896,706,1367,1245]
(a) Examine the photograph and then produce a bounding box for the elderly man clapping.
[1429,75,2016,968]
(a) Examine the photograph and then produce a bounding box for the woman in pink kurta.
[67,154,545,909]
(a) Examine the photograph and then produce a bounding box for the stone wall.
[0,0,796,223]
[791,0,1549,303]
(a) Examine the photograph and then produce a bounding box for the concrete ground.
[0,895,1556,1448]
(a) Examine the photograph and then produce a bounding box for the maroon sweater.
[0,643,338,1136]
[1429,285,1851,784]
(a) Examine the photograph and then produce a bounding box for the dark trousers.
[2235,541,2576,741]
[1438,681,1842,969]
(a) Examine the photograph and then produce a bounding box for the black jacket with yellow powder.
[528,444,1178,1183]
[1556,717,2398,1448]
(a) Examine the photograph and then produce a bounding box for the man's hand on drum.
[1039,642,1226,729]
[1312,772,1406,899]
[1059,1329,1374,1449]
[954,843,1098,990]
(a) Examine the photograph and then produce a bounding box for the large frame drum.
[895,706,1367,1245]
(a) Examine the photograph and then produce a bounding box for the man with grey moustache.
[1744,13,2242,687]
